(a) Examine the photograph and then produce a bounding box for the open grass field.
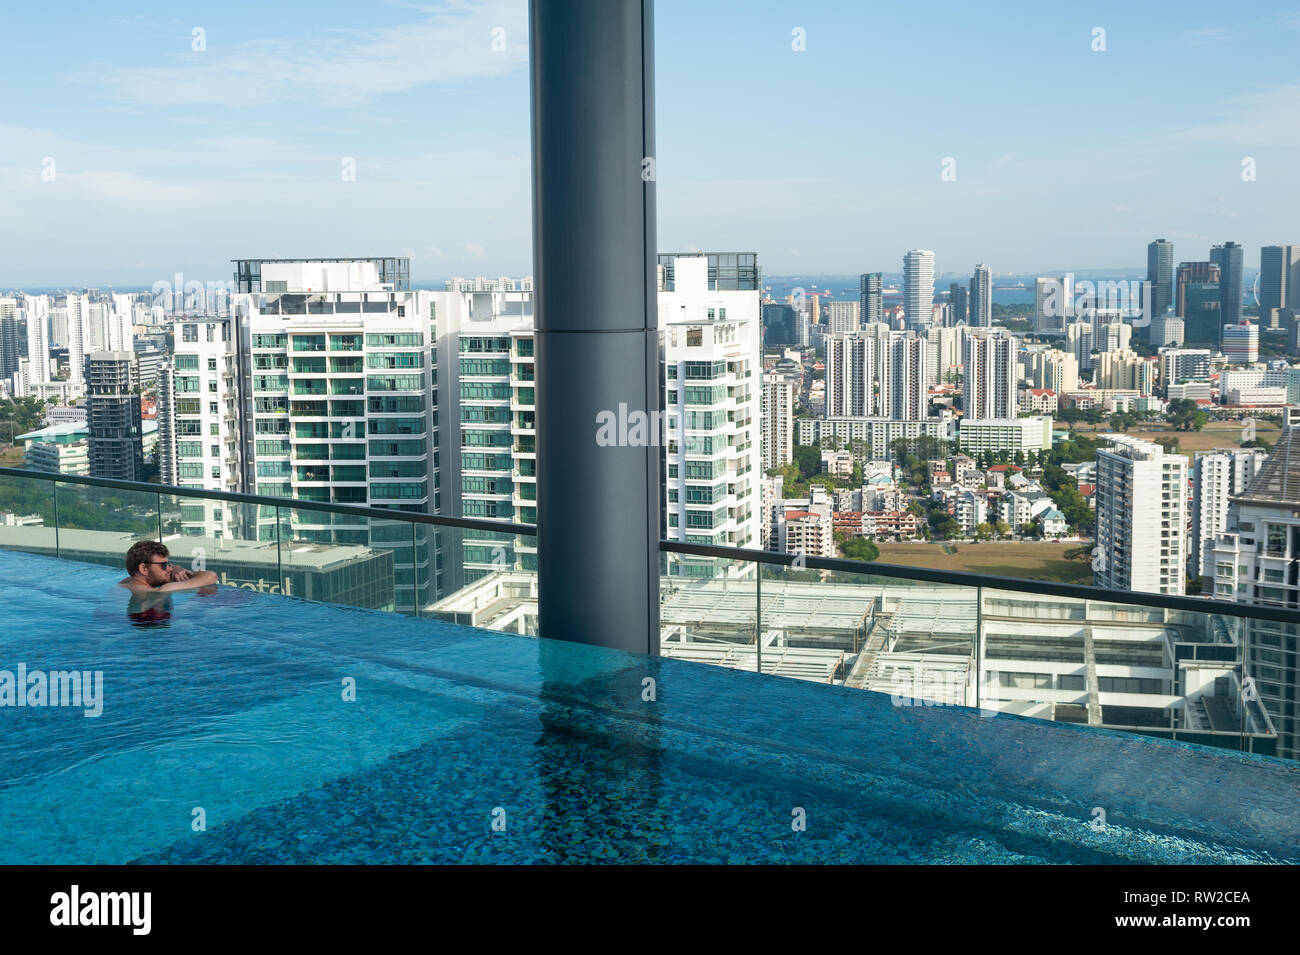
[1064,420,1281,455]
[873,539,1093,585]
[0,445,24,467]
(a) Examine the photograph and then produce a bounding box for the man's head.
[125,540,170,586]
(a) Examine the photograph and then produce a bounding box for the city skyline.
[3,1,1300,285]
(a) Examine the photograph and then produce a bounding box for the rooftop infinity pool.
[1,549,1296,864]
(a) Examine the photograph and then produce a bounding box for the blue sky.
[2,0,1299,286]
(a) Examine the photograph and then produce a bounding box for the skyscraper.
[1176,261,1222,349]
[1034,276,1071,336]
[23,294,50,383]
[859,272,882,325]
[970,263,992,328]
[86,351,144,481]
[948,283,968,326]
[64,294,88,386]
[1095,435,1187,596]
[1146,239,1174,319]
[1259,245,1300,330]
[962,327,1017,420]
[1210,241,1244,327]
[903,250,935,331]
[0,298,20,381]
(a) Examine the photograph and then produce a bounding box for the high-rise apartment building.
[970,263,992,328]
[24,294,49,383]
[1210,242,1244,328]
[435,276,535,583]
[1095,349,1154,394]
[661,254,762,561]
[903,250,935,331]
[1066,321,1094,370]
[1029,348,1079,395]
[1191,448,1265,579]
[1206,427,1300,760]
[86,351,144,481]
[761,372,797,471]
[962,327,1017,420]
[886,333,929,420]
[825,300,860,334]
[229,257,441,609]
[158,317,243,537]
[64,295,88,386]
[1094,435,1187,596]
[859,273,882,325]
[1146,239,1174,319]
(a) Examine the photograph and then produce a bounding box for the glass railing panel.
[423,524,538,634]
[978,586,1289,761]
[761,561,978,693]
[279,505,413,615]
[0,471,57,557]
[659,550,759,673]
[44,480,163,573]
[159,493,282,595]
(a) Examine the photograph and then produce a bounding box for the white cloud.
[78,0,528,109]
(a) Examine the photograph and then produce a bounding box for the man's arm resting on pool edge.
[132,570,219,592]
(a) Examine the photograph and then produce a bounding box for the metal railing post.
[975,585,983,711]
[52,480,60,560]
[274,504,283,594]
[755,559,762,675]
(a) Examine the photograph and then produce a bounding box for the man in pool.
[120,540,218,595]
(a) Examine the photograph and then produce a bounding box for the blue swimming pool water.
[1,549,1297,864]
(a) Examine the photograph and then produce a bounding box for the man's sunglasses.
[147,560,171,568]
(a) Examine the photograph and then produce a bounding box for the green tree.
[975,521,993,540]
[840,537,880,562]
[0,397,48,441]
[994,520,1011,538]
[1166,398,1207,432]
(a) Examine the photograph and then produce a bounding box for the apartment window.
[1267,524,1287,557]
[174,354,198,371]
[210,466,220,478]
[207,358,217,371]
[182,324,198,342]
[208,402,218,414]
[210,423,219,435]
[208,380,218,392]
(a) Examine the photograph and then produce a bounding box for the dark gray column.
[530,0,660,655]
